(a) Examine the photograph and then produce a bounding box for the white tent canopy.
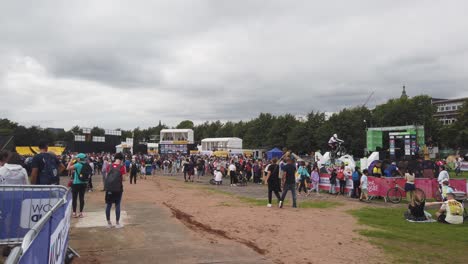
[201,137,242,151]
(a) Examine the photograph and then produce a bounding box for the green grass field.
[237,196,343,208]
[450,171,468,179]
[351,207,468,264]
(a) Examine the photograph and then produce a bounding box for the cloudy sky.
[1,1,468,129]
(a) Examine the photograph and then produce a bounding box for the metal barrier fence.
[0,185,72,264]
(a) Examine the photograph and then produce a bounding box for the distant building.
[432,97,467,125]
[294,114,307,122]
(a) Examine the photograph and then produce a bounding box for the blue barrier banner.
[18,191,72,264]
[48,193,72,264]
[19,220,51,264]
[0,187,64,242]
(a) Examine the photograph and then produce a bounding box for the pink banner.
[319,174,466,198]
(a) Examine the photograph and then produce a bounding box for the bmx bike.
[330,142,347,163]
[386,179,426,204]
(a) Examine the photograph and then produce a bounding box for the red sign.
[319,174,466,198]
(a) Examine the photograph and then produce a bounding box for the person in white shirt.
[359,169,369,202]
[436,191,464,225]
[0,152,29,185]
[229,162,237,186]
[437,166,450,186]
[214,169,223,185]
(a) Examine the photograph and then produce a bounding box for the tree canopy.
[1,94,466,155]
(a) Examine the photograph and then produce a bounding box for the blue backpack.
[38,153,59,184]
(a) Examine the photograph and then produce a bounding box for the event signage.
[20,198,60,228]
[319,174,467,198]
[48,201,72,264]
[460,161,468,172]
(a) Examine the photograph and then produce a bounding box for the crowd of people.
[0,141,465,227]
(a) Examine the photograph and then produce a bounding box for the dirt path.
[149,176,386,264]
[69,177,271,264]
[69,174,385,264]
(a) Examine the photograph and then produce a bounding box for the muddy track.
[163,202,267,255]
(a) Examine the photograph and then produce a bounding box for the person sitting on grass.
[436,191,464,225]
[404,191,442,222]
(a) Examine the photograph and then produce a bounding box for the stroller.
[452,191,468,222]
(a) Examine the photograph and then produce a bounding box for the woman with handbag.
[67,153,88,218]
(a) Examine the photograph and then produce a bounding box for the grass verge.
[351,207,468,264]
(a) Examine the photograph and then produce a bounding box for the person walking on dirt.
[229,161,237,186]
[279,158,297,208]
[129,159,138,184]
[264,158,281,207]
[105,153,127,228]
[183,159,189,182]
[67,153,89,218]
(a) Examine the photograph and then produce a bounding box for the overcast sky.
[1,1,467,129]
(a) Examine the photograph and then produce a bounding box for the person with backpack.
[67,153,92,218]
[30,141,65,185]
[129,159,139,184]
[105,153,126,228]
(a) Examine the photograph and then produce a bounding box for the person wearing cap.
[67,153,88,218]
[436,191,464,224]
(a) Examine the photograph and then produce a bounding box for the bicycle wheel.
[413,188,426,202]
[386,188,402,204]
[338,146,347,156]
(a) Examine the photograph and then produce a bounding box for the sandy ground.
[68,173,386,264]
[150,175,385,264]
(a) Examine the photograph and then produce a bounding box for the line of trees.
[1,95,467,157]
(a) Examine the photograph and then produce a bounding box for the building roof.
[432,97,468,104]
[201,137,242,142]
[160,129,193,133]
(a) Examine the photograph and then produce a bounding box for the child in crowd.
[360,169,369,202]
[311,166,320,194]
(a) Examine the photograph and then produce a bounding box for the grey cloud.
[1,0,468,129]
